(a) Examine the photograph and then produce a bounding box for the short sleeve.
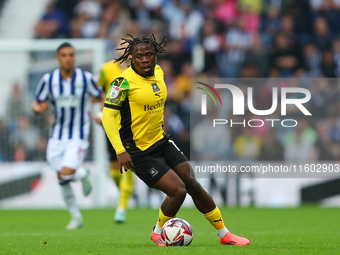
[104,77,130,110]
[35,75,49,102]
[85,71,103,98]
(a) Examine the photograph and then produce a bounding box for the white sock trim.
[116,207,126,214]
[154,223,162,234]
[218,227,229,238]
[60,183,81,218]
[72,167,87,181]
[61,174,73,181]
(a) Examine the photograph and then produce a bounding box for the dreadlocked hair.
[114,34,167,64]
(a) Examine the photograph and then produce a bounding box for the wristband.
[96,111,103,119]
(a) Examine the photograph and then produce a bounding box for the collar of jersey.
[59,68,76,82]
[131,65,155,79]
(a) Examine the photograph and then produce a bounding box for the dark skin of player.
[117,42,216,216]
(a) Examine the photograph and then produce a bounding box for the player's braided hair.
[114,34,167,64]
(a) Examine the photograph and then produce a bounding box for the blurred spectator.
[162,0,184,25]
[281,15,297,49]
[321,49,336,77]
[214,0,237,25]
[332,37,340,76]
[201,19,223,73]
[174,63,195,102]
[163,40,190,75]
[240,0,262,14]
[35,1,69,38]
[168,3,204,40]
[163,106,185,144]
[330,114,340,143]
[240,64,259,78]
[220,19,253,77]
[7,83,28,119]
[313,16,333,50]
[33,137,48,161]
[241,33,268,77]
[202,19,223,53]
[129,0,152,32]
[270,33,301,77]
[310,79,339,117]
[261,7,281,46]
[55,0,78,20]
[314,119,340,160]
[72,0,102,38]
[303,42,322,77]
[312,0,340,35]
[0,119,11,161]
[240,6,260,34]
[282,118,318,162]
[193,107,231,160]
[10,116,40,156]
[13,142,27,162]
[158,59,176,99]
[259,131,284,160]
[233,126,262,160]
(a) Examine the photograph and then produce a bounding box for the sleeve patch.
[110,85,120,99]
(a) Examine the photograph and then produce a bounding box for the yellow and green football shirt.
[104,65,167,153]
[98,61,125,93]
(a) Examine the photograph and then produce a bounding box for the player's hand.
[32,101,48,114]
[93,111,103,125]
[93,116,102,125]
[117,151,135,173]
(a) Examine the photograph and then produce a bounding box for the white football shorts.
[46,138,89,172]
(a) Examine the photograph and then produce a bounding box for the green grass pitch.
[0,207,339,254]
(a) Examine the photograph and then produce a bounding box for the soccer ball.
[160,218,193,246]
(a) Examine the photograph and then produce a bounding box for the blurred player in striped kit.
[93,39,134,223]
[32,42,104,229]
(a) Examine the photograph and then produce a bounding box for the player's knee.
[186,179,203,196]
[171,184,187,201]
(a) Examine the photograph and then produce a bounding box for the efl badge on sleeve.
[110,86,120,99]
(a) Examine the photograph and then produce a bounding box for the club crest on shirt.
[151,83,160,92]
[110,86,120,99]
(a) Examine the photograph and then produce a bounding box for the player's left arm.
[92,67,107,124]
[85,72,105,124]
[93,92,106,125]
[86,72,103,102]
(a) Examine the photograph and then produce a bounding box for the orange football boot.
[151,228,165,246]
[220,232,250,246]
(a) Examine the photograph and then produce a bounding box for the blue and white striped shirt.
[35,68,103,141]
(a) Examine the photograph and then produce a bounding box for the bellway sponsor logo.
[144,98,165,111]
[196,82,312,128]
[57,95,79,107]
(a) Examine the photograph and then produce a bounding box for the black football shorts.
[130,137,187,187]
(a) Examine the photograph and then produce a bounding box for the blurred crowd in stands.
[1,0,340,162]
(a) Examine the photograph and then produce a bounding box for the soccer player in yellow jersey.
[102,34,250,246]
[97,52,134,224]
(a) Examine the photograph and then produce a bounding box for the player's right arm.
[32,100,48,114]
[32,75,49,114]
[102,77,134,172]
